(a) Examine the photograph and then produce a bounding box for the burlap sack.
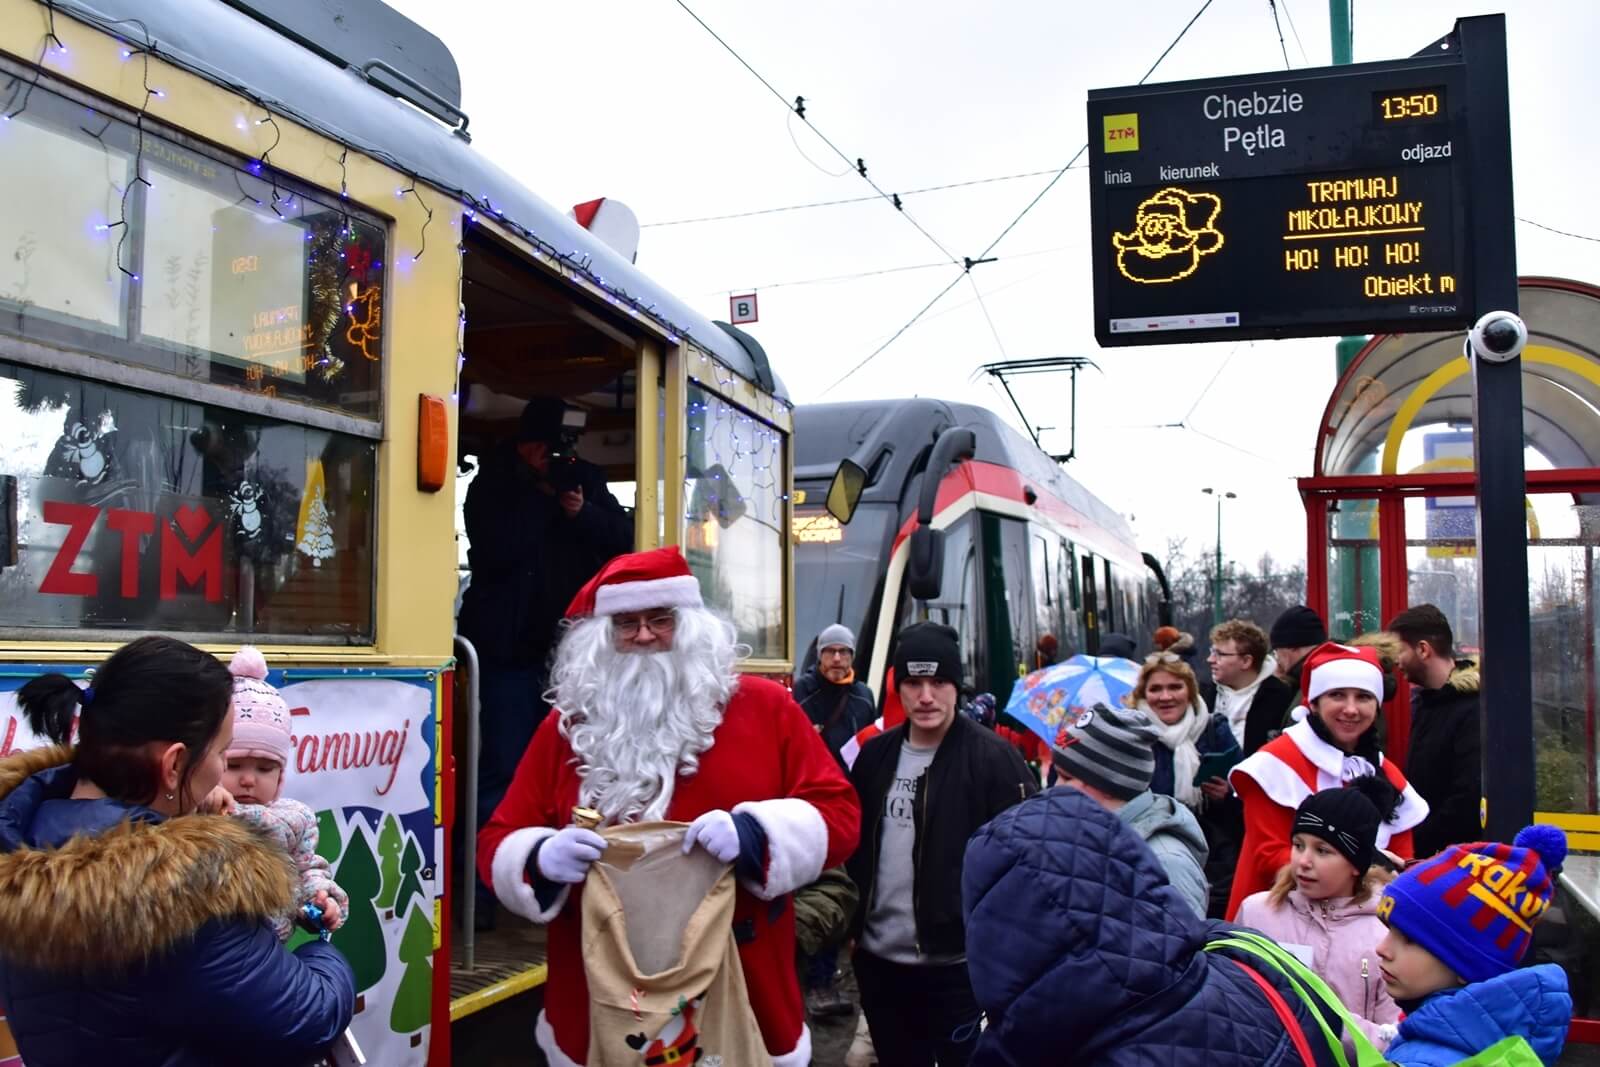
[581,822,772,1067]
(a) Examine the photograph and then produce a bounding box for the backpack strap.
[1206,931,1389,1067]
[1227,957,1320,1067]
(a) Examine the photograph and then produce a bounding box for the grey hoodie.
[1117,790,1210,918]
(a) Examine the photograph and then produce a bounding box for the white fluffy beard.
[550,605,741,823]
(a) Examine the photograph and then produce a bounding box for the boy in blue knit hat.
[1375,825,1573,1065]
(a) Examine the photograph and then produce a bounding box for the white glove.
[534,827,607,884]
[682,810,740,863]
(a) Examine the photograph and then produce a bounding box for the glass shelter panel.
[0,362,375,637]
[682,383,785,659]
[1326,496,1382,639]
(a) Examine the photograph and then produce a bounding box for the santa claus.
[478,547,860,1067]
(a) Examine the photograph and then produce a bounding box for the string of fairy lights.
[4,2,780,423]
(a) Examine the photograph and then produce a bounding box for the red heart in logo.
[173,504,211,541]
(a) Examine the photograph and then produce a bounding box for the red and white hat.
[564,547,704,619]
[1300,642,1385,704]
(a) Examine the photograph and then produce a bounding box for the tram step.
[449,920,549,1021]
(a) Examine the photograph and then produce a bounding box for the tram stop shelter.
[1299,276,1600,1036]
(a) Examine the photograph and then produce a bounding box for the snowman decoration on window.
[228,480,265,542]
[57,419,111,485]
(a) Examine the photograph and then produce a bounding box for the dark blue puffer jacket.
[963,787,1344,1066]
[0,745,356,1066]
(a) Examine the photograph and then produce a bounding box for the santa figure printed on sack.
[478,547,860,1067]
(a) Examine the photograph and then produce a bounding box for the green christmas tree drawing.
[389,901,434,1036]
[393,834,425,918]
[376,815,403,909]
[317,809,343,865]
[331,821,387,992]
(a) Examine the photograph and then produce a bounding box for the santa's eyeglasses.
[613,612,678,636]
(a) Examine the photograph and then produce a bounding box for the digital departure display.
[1088,54,1481,346]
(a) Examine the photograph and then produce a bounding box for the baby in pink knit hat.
[221,647,347,940]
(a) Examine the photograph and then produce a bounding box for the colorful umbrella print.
[1004,653,1142,747]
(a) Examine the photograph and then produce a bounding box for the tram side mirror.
[825,459,867,524]
[906,526,945,601]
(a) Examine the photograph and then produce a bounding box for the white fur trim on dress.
[536,1009,582,1067]
[731,797,829,900]
[594,574,703,616]
[1228,720,1430,847]
[489,826,570,923]
[770,1024,813,1067]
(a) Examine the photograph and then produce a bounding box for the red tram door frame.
[428,667,455,1066]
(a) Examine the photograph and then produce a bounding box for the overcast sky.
[391,0,1599,567]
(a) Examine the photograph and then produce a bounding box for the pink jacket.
[1236,887,1400,1048]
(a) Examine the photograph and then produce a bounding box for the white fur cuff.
[594,574,702,616]
[536,1010,581,1067]
[731,797,829,900]
[770,1025,812,1067]
[490,826,570,923]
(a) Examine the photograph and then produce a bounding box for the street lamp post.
[1202,488,1237,623]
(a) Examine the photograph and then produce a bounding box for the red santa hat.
[1300,641,1385,704]
[565,547,704,619]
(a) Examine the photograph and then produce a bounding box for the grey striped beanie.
[1050,703,1159,801]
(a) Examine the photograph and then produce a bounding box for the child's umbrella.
[1004,654,1141,747]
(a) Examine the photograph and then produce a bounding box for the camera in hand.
[545,406,589,494]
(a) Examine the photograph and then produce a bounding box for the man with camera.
[457,396,631,926]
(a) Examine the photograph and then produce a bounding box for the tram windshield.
[793,492,894,669]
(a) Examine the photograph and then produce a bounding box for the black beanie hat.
[1271,605,1328,648]
[517,397,567,445]
[1291,776,1394,874]
[893,622,963,687]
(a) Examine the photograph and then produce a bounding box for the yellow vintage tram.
[0,0,795,1060]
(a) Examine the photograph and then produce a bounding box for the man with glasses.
[478,547,859,1067]
[1203,619,1295,759]
[792,625,876,771]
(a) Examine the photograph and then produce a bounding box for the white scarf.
[1141,697,1209,810]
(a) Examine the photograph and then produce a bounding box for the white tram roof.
[54,0,788,402]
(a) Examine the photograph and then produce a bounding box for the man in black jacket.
[1390,603,1482,857]
[457,398,631,923]
[847,622,1037,1066]
[791,624,876,771]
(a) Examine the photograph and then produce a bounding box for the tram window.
[897,511,981,690]
[1103,559,1116,632]
[1029,530,1058,666]
[983,515,1033,700]
[1056,538,1084,657]
[683,383,785,659]
[0,80,385,420]
[0,361,376,638]
[0,102,129,333]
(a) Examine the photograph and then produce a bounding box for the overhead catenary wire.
[645,165,1076,228]
[1517,215,1600,244]
[1276,0,1312,66]
[671,0,963,267]
[822,0,1218,395]
[968,274,1010,362]
[1267,0,1292,70]
[704,241,1076,297]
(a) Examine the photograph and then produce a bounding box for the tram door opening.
[449,229,645,968]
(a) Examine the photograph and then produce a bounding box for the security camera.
[1466,311,1528,364]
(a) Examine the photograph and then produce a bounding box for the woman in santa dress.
[1224,641,1429,920]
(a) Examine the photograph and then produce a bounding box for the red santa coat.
[478,676,860,1067]
[1225,718,1428,920]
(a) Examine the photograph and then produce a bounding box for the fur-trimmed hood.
[1445,657,1480,693]
[0,745,296,973]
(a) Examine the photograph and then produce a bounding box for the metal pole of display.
[1460,15,1533,841]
